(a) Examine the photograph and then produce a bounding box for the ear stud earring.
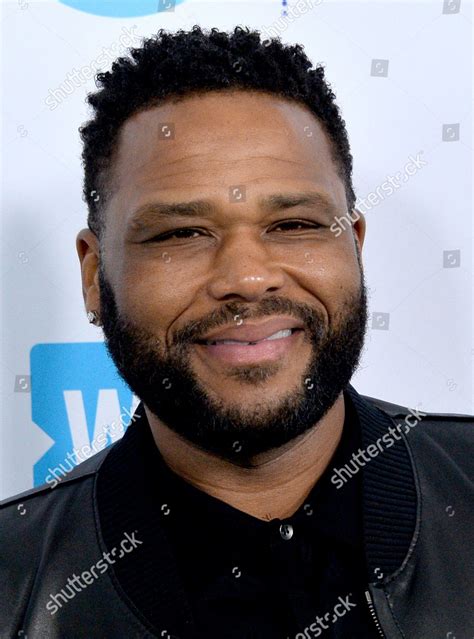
[87,310,101,326]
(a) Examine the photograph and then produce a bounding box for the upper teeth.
[206,328,293,346]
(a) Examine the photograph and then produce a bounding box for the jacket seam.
[380,586,407,639]
[89,454,161,637]
[13,545,43,635]
[375,413,424,639]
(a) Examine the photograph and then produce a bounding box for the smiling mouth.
[195,327,303,346]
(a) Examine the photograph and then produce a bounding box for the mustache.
[171,297,326,347]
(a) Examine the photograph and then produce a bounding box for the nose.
[206,230,286,302]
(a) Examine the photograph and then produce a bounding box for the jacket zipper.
[365,590,386,638]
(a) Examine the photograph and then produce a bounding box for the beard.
[98,258,368,467]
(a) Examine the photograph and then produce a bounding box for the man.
[1,26,473,639]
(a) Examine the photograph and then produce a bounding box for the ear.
[351,208,366,252]
[76,228,101,317]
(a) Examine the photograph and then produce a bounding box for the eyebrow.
[128,191,340,231]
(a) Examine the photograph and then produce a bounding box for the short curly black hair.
[80,25,356,243]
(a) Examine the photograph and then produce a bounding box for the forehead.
[107,90,345,231]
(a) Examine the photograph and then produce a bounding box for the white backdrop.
[1,0,472,500]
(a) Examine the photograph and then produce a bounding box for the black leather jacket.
[1,386,473,638]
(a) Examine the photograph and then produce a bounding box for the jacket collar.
[88,383,417,636]
[103,384,417,584]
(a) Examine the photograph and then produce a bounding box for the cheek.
[117,255,202,333]
[280,241,361,296]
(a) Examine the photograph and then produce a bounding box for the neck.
[145,392,345,521]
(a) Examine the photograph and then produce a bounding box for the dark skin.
[76,89,366,520]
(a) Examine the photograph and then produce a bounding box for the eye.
[270,220,323,232]
[146,228,204,243]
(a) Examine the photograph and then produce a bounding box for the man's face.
[82,89,367,465]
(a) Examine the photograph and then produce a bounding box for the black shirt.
[97,389,381,638]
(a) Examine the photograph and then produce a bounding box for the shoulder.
[361,392,473,424]
[361,392,474,467]
[0,444,111,514]
[0,445,114,585]
[0,445,119,631]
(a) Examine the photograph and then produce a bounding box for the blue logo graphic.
[31,343,137,487]
[59,0,186,17]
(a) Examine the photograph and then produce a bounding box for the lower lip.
[194,329,304,365]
